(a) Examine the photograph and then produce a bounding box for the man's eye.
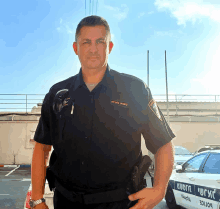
[83,42,89,44]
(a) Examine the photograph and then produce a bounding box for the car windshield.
[175,146,192,155]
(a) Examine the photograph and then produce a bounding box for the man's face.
[73,25,113,70]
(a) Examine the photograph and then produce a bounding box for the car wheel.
[165,184,181,209]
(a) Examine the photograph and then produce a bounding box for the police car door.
[174,152,208,209]
[192,151,220,209]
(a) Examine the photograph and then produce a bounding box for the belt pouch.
[46,166,56,191]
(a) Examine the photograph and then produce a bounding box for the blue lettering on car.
[195,185,220,201]
[169,180,220,202]
[174,181,195,195]
[199,200,213,208]
[181,194,191,202]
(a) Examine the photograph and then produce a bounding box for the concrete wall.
[0,121,38,165]
[169,122,220,153]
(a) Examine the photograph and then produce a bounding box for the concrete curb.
[0,165,31,168]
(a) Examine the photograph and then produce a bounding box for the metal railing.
[0,94,219,114]
[154,94,220,102]
[0,94,45,114]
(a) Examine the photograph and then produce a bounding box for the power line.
[85,0,98,16]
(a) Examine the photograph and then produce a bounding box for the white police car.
[149,146,193,170]
[165,149,220,209]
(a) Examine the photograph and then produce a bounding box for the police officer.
[30,15,175,209]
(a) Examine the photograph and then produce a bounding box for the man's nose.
[89,42,98,53]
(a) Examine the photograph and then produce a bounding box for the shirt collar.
[75,64,111,89]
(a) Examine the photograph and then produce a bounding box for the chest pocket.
[110,101,130,120]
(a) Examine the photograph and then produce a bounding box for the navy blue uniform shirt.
[34,64,175,193]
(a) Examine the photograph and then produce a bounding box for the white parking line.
[5,165,20,176]
[4,165,17,168]
[0,194,10,195]
[22,178,31,181]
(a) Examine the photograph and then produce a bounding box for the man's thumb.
[128,194,135,201]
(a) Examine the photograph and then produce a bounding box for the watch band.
[29,198,45,208]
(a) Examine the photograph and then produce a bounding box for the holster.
[131,155,153,192]
[46,166,56,192]
[45,148,58,192]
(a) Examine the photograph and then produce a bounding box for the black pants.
[53,188,138,209]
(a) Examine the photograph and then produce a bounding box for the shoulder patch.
[148,99,162,121]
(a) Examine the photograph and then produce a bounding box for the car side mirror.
[176,165,183,173]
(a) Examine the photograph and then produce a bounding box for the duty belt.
[54,178,129,205]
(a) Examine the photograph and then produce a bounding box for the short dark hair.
[75,15,111,43]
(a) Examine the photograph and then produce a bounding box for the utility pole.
[165,50,170,125]
[147,50,149,87]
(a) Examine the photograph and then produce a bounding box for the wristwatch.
[29,198,45,208]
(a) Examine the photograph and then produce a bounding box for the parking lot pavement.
[0,166,31,209]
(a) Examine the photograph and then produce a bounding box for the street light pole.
[165,50,170,125]
[147,50,149,87]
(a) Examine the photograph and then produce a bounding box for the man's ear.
[73,42,78,55]
[109,41,114,54]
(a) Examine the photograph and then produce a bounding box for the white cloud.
[65,24,74,34]
[56,18,75,34]
[155,0,220,26]
[138,12,145,18]
[104,4,129,20]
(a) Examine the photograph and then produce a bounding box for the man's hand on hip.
[128,187,165,209]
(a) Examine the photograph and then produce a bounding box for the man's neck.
[82,65,107,84]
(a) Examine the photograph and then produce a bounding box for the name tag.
[111,100,128,107]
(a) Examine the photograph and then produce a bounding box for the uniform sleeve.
[34,92,53,145]
[140,84,175,155]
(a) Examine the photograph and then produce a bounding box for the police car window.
[183,153,207,172]
[203,153,220,174]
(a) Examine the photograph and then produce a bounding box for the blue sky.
[1,0,220,107]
